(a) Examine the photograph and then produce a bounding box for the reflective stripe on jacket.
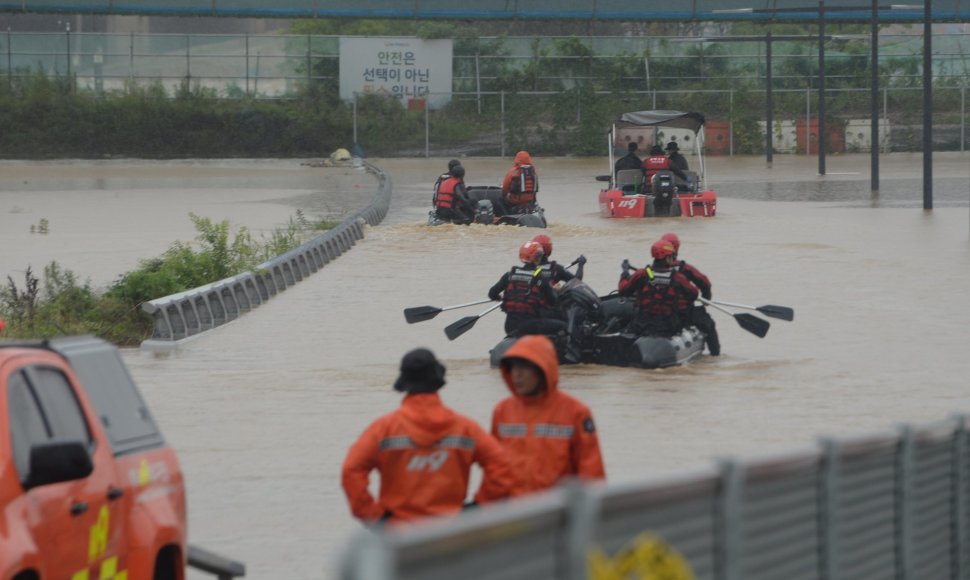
[341,393,512,523]
[479,335,606,497]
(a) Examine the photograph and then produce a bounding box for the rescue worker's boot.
[706,326,721,356]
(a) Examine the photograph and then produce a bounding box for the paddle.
[404,299,494,324]
[709,299,794,322]
[595,174,612,182]
[444,302,503,341]
[699,297,770,338]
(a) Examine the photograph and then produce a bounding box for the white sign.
[339,37,453,109]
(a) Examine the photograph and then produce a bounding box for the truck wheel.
[153,547,180,580]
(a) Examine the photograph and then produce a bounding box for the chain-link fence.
[2,31,968,155]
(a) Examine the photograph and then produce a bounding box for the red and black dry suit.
[617,260,698,337]
[673,259,720,355]
[434,176,473,224]
[489,264,566,337]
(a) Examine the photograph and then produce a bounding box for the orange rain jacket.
[481,335,606,497]
[342,393,513,523]
[501,151,538,200]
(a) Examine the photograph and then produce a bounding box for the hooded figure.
[478,336,605,498]
[501,150,539,210]
[342,348,513,524]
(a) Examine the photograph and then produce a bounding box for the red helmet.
[651,239,676,260]
[519,240,545,264]
[531,234,553,257]
[660,232,680,252]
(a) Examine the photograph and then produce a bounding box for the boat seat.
[615,169,643,195]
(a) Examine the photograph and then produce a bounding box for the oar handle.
[698,296,735,317]
[442,298,495,312]
[709,299,755,310]
[480,302,503,316]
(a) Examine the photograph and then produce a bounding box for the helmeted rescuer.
[488,241,566,338]
[433,164,474,224]
[642,144,670,193]
[433,158,462,198]
[661,232,720,356]
[531,234,586,283]
[341,348,513,525]
[617,239,698,337]
[501,150,539,213]
[477,335,606,498]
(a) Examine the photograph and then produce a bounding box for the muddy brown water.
[1,155,969,578]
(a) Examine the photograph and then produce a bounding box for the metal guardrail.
[339,414,970,580]
[140,161,391,349]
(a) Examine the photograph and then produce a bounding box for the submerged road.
[1,154,968,578]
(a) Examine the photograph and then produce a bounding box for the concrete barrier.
[141,163,392,349]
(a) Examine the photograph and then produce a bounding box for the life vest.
[502,266,546,315]
[643,155,670,182]
[634,268,681,317]
[435,177,462,209]
[431,171,450,205]
[506,165,538,205]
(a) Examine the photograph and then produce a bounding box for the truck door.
[7,365,129,579]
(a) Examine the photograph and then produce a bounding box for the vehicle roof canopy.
[614,111,706,133]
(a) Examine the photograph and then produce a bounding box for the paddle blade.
[404,306,442,324]
[444,315,479,341]
[757,305,794,322]
[595,174,612,182]
[735,313,770,338]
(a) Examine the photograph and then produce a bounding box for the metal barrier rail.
[339,414,970,580]
[140,162,391,349]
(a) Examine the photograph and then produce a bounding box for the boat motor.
[475,199,496,224]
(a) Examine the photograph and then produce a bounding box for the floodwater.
[1,154,969,579]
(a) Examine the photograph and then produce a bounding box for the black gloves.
[575,255,587,266]
[620,259,632,279]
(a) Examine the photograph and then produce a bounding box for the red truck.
[0,336,187,580]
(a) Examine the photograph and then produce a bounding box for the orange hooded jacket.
[502,151,538,204]
[480,335,605,497]
[342,393,513,523]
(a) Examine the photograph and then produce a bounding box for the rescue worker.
[531,234,586,283]
[661,232,720,356]
[501,150,539,214]
[488,240,566,338]
[342,348,513,526]
[433,158,462,199]
[617,239,698,337]
[665,141,690,190]
[433,164,474,224]
[614,141,642,177]
[477,335,606,498]
[641,144,670,192]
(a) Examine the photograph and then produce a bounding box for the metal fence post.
[806,86,811,156]
[500,90,505,158]
[306,34,311,86]
[352,93,358,145]
[425,100,430,158]
[818,438,841,580]
[128,31,134,91]
[245,34,250,97]
[6,29,11,91]
[951,414,967,580]
[729,89,734,156]
[961,85,965,153]
[475,50,482,115]
[717,459,742,580]
[186,34,191,83]
[897,424,915,580]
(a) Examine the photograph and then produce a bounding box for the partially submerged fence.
[140,162,391,349]
[339,414,970,580]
